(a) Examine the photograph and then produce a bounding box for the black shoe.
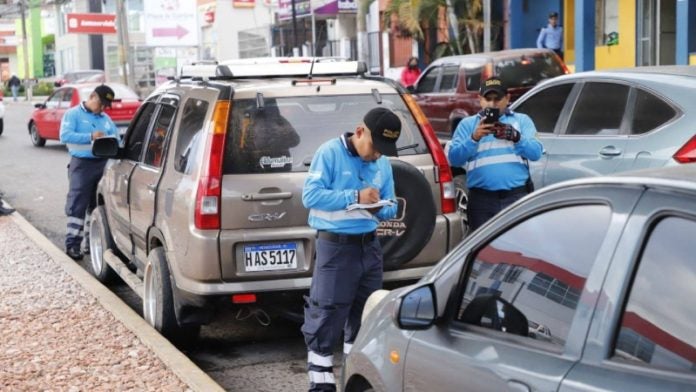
[66,247,83,261]
[0,205,14,216]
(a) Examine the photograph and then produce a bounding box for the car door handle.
[599,146,622,157]
[242,192,292,201]
[507,380,530,392]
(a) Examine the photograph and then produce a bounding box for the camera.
[482,107,500,124]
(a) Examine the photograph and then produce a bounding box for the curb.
[6,205,224,392]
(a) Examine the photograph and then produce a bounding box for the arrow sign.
[152,25,189,39]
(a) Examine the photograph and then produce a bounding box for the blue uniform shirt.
[537,24,563,50]
[59,103,118,159]
[448,111,543,191]
[303,134,398,234]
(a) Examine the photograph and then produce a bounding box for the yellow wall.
[595,1,636,69]
[563,0,636,70]
[690,54,696,65]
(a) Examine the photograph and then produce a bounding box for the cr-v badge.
[248,212,287,222]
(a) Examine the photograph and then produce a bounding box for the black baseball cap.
[363,107,402,157]
[549,12,559,18]
[93,84,115,108]
[480,76,508,97]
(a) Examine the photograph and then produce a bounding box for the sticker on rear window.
[260,155,293,168]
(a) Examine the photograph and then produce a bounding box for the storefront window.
[596,0,619,46]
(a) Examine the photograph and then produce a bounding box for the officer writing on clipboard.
[301,107,401,392]
[60,85,118,261]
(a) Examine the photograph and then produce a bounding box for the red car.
[28,83,141,147]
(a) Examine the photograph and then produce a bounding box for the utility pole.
[291,0,298,55]
[19,0,30,101]
[483,0,491,52]
[115,0,135,89]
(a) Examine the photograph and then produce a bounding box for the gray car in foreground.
[511,65,696,189]
[343,164,696,392]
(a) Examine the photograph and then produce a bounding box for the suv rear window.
[223,94,428,174]
[494,53,565,88]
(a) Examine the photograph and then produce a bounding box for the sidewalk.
[0,210,224,391]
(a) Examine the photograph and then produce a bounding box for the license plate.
[243,243,297,272]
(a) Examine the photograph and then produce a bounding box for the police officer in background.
[60,85,118,260]
[301,107,401,392]
[448,77,543,231]
[537,11,564,59]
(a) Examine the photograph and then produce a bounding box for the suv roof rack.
[179,57,367,80]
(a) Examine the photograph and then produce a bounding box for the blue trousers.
[64,156,106,250]
[467,188,527,232]
[302,235,383,392]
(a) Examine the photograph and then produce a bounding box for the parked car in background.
[511,65,696,189]
[87,58,465,342]
[28,82,141,147]
[410,48,568,139]
[53,69,105,87]
[344,164,696,392]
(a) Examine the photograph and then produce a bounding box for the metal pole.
[310,4,316,56]
[115,0,135,89]
[291,0,298,54]
[19,0,30,101]
[483,0,491,52]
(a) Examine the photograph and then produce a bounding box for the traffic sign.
[144,0,198,47]
[67,13,117,35]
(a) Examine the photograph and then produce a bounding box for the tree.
[360,0,485,60]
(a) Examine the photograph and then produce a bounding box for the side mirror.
[394,284,436,330]
[406,85,416,94]
[460,295,528,337]
[34,103,46,109]
[92,137,120,158]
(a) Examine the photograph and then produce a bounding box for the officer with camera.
[448,76,543,231]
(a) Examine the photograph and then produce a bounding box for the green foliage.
[3,81,54,97]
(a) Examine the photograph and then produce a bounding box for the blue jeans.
[11,85,18,101]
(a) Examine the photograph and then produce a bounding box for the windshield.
[495,53,565,87]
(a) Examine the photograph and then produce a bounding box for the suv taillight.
[195,101,230,230]
[402,94,456,214]
[673,135,696,164]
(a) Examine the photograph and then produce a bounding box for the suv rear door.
[128,96,178,262]
[103,101,157,253]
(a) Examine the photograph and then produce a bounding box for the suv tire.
[380,160,436,270]
[144,247,200,343]
[30,123,46,147]
[88,206,117,283]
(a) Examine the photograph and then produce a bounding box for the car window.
[463,66,483,91]
[514,84,574,134]
[565,82,630,136]
[439,66,459,93]
[495,53,565,88]
[143,105,176,168]
[613,216,696,372]
[174,98,209,173]
[630,88,676,135]
[124,102,156,161]
[416,67,439,93]
[46,91,63,109]
[60,89,73,109]
[455,205,612,348]
[224,94,428,174]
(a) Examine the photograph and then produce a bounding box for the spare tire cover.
[379,160,436,270]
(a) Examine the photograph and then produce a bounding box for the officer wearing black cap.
[301,107,401,391]
[448,77,543,232]
[59,84,118,260]
[537,11,564,59]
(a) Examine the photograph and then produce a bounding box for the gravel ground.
[0,216,191,391]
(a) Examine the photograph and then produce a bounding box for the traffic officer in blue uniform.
[60,84,118,260]
[537,11,564,59]
[448,77,543,231]
[302,107,401,392]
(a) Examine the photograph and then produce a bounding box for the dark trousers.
[64,156,106,250]
[302,234,383,392]
[467,187,528,232]
[553,48,564,60]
